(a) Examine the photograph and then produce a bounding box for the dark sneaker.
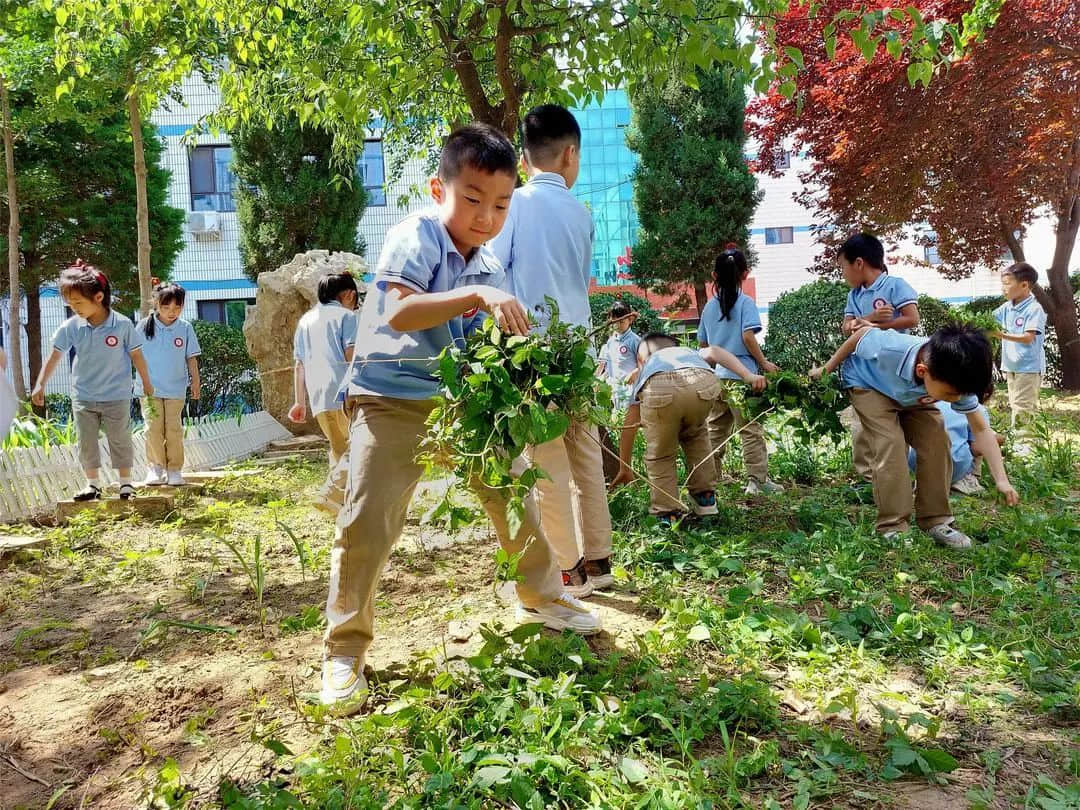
[583,556,614,589]
[690,490,719,515]
[561,558,593,598]
[119,483,136,500]
[73,484,101,502]
[656,512,681,529]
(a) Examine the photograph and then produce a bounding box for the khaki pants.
[707,381,768,483]
[324,396,563,660]
[1005,372,1041,427]
[315,408,351,506]
[143,397,185,471]
[525,420,613,570]
[851,421,875,480]
[850,388,952,534]
[640,368,721,515]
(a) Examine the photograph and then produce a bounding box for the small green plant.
[877,707,958,783]
[279,605,325,635]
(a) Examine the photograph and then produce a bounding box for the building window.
[924,244,942,265]
[774,151,791,170]
[189,146,237,212]
[764,227,794,245]
[358,140,386,206]
[197,298,253,329]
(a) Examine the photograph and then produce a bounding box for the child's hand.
[869,305,894,323]
[624,368,640,385]
[476,288,530,336]
[748,374,767,393]
[31,385,45,407]
[288,402,306,423]
[144,384,155,399]
[761,360,779,374]
[190,385,200,400]
[996,479,1019,506]
[610,465,635,490]
[808,366,826,381]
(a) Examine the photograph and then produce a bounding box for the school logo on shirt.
[619,345,629,355]
[104,335,119,348]
[1014,316,1024,328]
[873,297,888,310]
[174,337,185,348]
[462,306,479,319]
[918,395,936,405]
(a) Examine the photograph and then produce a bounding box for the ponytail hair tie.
[151,277,161,287]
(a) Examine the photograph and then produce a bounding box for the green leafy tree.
[626,68,760,314]
[190,321,260,417]
[0,107,184,389]
[231,117,367,280]
[763,280,849,374]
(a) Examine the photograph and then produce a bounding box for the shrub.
[763,280,849,374]
[190,321,262,417]
[588,291,665,350]
[914,294,955,338]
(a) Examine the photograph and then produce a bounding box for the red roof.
[589,278,757,322]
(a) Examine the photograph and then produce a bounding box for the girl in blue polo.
[137,281,201,486]
[31,261,154,500]
[599,300,641,411]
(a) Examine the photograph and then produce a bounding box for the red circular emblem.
[462,306,479,319]
[1014,317,1024,328]
[873,297,888,310]
[619,345,629,355]
[174,337,184,348]
[918,395,936,405]
[104,335,119,347]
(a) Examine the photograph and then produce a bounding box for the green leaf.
[619,756,649,784]
[784,46,804,70]
[471,765,511,789]
[918,748,959,773]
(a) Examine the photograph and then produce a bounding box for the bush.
[913,294,955,338]
[763,280,849,374]
[588,291,666,351]
[190,321,261,417]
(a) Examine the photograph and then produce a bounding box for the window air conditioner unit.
[188,211,222,240]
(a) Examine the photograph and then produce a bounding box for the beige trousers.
[850,388,953,534]
[1005,372,1041,427]
[315,408,351,506]
[143,397,185,471]
[525,419,613,570]
[707,381,769,483]
[640,368,721,514]
[324,396,563,660]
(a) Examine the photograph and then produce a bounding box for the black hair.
[712,248,749,320]
[521,104,581,166]
[59,259,111,310]
[637,331,679,360]
[837,232,885,270]
[609,301,633,320]
[1003,261,1038,287]
[143,281,186,340]
[924,325,994,403]
[318,271,359,305]
[439,123,518,182]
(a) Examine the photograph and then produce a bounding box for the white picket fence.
[0,411,292,523]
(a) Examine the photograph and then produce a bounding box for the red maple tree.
[749,0,1080,388]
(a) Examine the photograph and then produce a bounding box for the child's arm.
[384,283,529,336]
[741,329,779,374]
[289,361,307,423]
[610,402,641,489]
[698,346,767,392]
[965,408,1019,505]
[30,349,63,406]
[866,302,919,333]
[130,348,155,399]
[809,326,874,379]
[997,330,1038,345]
[187,356,201,400]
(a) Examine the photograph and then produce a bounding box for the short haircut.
[59,260,111,309]
[1003,261,1038,287]
[609,301,633,320]
[925,325,994,402]
[838,233,885,270]
[318,271,359,305]
[521,104,581,165]
[637,331,678,361]
[439,123,517,182]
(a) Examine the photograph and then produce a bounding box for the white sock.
[119,475,131,485]
[85,474,100,489]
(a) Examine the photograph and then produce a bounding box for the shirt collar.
[862,271,890,292]
[898,336,930,384]
[79,310,116,330]
[154,314,177,329]
[1010,294,1035,311]
[528,171,569,190]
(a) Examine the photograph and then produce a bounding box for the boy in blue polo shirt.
[288,272,359,513]
[32,262,154,501]
[993,262,1047,427]
[811,324,1019,548]
[598,300,641,411]
[320,124,600,714]
[838,233,920,480]
[907,401,1002,495]
[489,104,613,598]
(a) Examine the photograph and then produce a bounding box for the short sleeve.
[186,323,202,357]
[852,327,882,360]
[1026,305,1047,333]
[993,303,1007,326]
[892,277,918,309]
[844,290,858,317]
[375,217,443,293]
[125,318,144,352]
[950,394,979,414]
[52,321,73,352]
[697,299,714,344]
[740,296,763,333]
[293,324,306,363]
[342,311,359,348]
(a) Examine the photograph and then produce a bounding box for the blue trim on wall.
[157,124,192,137]
[750,225,814,236]
[176,279,256,291]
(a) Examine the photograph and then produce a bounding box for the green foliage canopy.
[763,280,849,375]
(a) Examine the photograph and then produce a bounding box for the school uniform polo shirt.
[52,310,143,402]
[908,401,987,482]
[697,292,763,380]
[841,328,979,413]
[844,272,918,332]
[293,303,358,416]
[993,294,1047,373]
[345,211,500,400]
[628,347,712,403]
[135,316,201,399]
[488,172,594,330]
[603,329,642,383]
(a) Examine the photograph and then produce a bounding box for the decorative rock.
[56,495,174,523]
[243,250,367,435]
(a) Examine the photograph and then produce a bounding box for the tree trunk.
[1,75,26,400]
[693,279,708,316]
[24,281,43,416]
[1048,194,1080,390]
[127,89,153,317]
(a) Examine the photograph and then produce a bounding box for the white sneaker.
[320,656,369,714]
[928,523,973,550]
[166,470,185,486]
[951,473,984,496]
[516,593,601,635]
[745,478,785,495]
[142,465,166,486]
[312,492,342,517]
